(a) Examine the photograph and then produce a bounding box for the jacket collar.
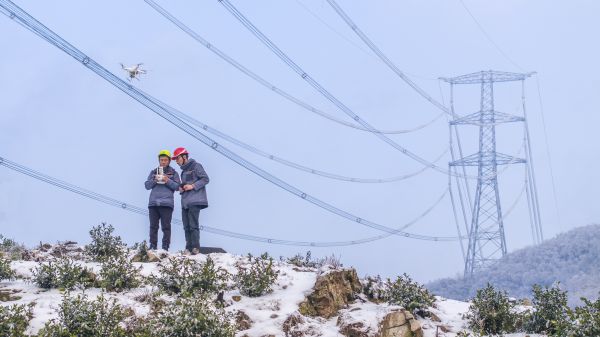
[181,158,196,171]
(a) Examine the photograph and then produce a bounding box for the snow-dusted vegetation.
[1,224,598,336]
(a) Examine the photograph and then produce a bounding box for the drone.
[120,63,147,81]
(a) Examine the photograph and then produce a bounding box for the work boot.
[191,248,200,255]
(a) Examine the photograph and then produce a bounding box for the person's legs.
[158,206,173,250]
[148,206,160,250]
[181,207,192,251]
[188,205,201,251]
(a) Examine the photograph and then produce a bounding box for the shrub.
[557,293,600,337]
[132,240,150,263]
[0,303,34,337]
[465,283,517,335]
[152,256,229,297]
[0,234,27,260]
[37,292,128,337]
[285,251,318,268]
[85,223,126,262]
[99,254,142,292]
[235,253,279,297]
[384,273,435,316]
[362,275,387,302]
[31,257,95,290]
[31,260,58,289]
[136,296,235,337]
[524,283,569,334]
[0,254,16,281]
[318,253,343,269]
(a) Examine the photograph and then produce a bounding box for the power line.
[325,0,453,114]
[160,100,449,183]
[143,0,443,135]
[0,156,449,247]
[218,0,484,179]
[293,0,372,57]
[296,0,439,82]
[534,74,561,231]
[457,0,524,72]
[0,0,462,242]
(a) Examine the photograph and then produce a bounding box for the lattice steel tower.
[442,70,542,277]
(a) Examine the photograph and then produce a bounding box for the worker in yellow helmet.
[144,150,181,251]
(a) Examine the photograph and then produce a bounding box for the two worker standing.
[144,147,209,255]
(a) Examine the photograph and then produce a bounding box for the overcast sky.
[1,0,598,283]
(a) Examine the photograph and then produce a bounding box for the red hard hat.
[171,147,189,159]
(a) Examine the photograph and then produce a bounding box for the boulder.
[377,310,423,337]
[131,250,161,263]
[299,269,362,318]
[235,310,252,331]
[282,313,305,337]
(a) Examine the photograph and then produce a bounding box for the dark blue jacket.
[144,165,181,208]
[179,159,209,209]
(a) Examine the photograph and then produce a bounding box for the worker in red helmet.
[172,147,210,255]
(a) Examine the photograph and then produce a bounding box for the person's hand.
[154,175,162,183]
[179,186,184,193]
[162,175,170,183]
[183,184,194,191]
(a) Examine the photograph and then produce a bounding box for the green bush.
[465,283,517,335]
[285,251,319,268]
[0,254,16,281]
[37,292,128,337]
[384,273,435,316]
[557,294,600,337]
[235,253,279,297]
[31,260,58,289]
[524,283,569,334]
[85,223,126,262]
[0,303,34,337]
[99,254,142,292]
[0,234,27,260]
[132,240,150,263]
[134,296,235,337]
[31,257,95,290]
[151,256,229,297]
[362,275,386,302]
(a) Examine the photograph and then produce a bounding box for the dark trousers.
[148,206,173,250]
[182,205,201,250]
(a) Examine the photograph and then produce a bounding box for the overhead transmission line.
[159,100,450,183]
[217,0,482,179]
[0,156,449,247]
[457,0,524,72]
[325,0,453,114]
[323,0,484,191]
[143,0,443,135]
[143,0,450,183]
[0,0,462,242]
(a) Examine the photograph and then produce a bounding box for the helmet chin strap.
[178,156,188,166]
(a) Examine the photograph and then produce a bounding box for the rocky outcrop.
[298,269,362,318]
[339,321,368,337]
[130,250,161,263]
[282,313,305,337]
[377,310,423,337]
[235,310,252,331]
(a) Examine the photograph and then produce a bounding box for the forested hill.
[428,224,600,305]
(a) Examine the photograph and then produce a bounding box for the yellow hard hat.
[158,149,171,158]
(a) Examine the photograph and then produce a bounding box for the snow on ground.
[1,247,546,336]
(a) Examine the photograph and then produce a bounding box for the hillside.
[428,224,600,305]
[0,238,544,337]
